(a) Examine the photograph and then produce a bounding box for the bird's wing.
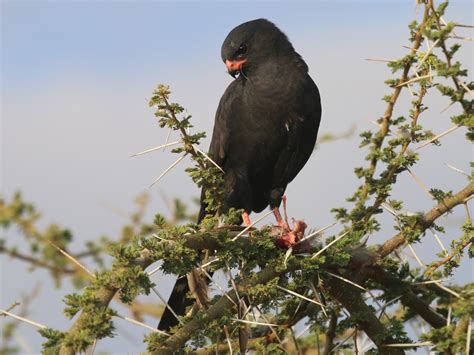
[272,80,321,187]
[198,81,240,222]
[208,82,241,168]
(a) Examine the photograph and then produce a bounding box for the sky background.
[1,0,473,353]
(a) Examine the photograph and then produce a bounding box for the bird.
[158,18,321,332]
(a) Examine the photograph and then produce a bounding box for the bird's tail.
[157,209,207,332]
[157,276,193,331]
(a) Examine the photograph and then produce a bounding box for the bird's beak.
[225,59,247,78]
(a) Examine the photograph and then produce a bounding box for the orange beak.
[225,59,247,72]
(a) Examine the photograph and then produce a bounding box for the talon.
[275,219,307,249]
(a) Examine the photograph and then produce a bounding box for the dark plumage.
[158,18,321,332]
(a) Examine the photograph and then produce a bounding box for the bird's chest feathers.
[242,81,300,132]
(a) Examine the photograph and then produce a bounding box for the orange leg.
[242,211,251,227]
[282,195,289,227]
[272,207,289,230]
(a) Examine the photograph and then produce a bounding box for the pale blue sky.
[1,1,472,352]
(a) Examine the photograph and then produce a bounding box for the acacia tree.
[1,1,473,354]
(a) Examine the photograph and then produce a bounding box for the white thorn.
[150,156,186,187]
[312,231,350,259]
[192,145,224,173]
[231,210,273,241]
[131,141,180,157]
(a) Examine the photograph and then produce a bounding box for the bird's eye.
[235,44,248,57]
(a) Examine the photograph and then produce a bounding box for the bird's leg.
[282,195,290,228]
[272,207,289,230]
[272,199,308,248]
[242,211,251,227]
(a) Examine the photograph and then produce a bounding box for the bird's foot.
[273,217,307,249]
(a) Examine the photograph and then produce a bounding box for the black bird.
[158,18,321,332]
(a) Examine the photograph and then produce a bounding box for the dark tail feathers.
[157,276,193,331]
[157,207,207,331]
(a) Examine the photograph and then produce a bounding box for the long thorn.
[150,155,185,187]
[276,285,326,309]
[201,268,237,306]
[445,163,469,177]
[466,317,471,355]
[384,342,433,348]
[0,309,47,329]
[396,73,432,87]
[115,313,170,336]
[163,128,173,151]
[232,210,273,241]
[324,271,368,292]
[312,231,350,259]
[231,318,279,327]
[414,39,440,71]
[131,141,180,157]
[415,124,461,150]
[434,282,461,298]
[192,145,224,173]
[407,169,434,199]
[47,240,94,277]
[151,286,184,325]
[294,222,337,246]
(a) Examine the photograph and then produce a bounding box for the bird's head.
[221,19,294,79]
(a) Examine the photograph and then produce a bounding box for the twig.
[322,310,338,355]
[0,245,75,274]
[377,181,474,258]
[0,309,47,329]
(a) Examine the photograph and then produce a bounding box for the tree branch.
[369,266,447,329]
[322,309,338,355]
[0,245,75,275]
[153,262,301,354]
[377,181,474,258]
[325,276,404,354]
[358,1,432,204]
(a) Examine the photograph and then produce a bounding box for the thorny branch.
[2,0,472,353]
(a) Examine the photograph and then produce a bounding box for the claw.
[275,219,307,248]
